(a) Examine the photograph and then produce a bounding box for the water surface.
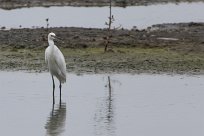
[0,2,204,29]
[0,72,204,136]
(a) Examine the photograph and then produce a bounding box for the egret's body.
[45,32,66,104]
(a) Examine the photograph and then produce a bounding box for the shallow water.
[0,2,204,29]
[0,72,204,136]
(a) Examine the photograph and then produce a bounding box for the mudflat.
[1,23,204,74]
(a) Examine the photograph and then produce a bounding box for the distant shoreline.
[0,0,204,10]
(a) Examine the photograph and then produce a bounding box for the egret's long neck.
[48,39,54,46]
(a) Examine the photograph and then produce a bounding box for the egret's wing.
[54,47,67,82]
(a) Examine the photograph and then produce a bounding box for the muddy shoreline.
[0,22,204,74]
[0,0,204,9]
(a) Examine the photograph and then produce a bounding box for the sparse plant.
[104,0,114,52]
[46,18,49,31]
[104,0,122,52]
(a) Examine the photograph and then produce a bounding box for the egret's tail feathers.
[59,72,66,84]
[55,71,66,84]
[61,76,66,83]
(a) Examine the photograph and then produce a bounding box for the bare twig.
[104,0,114,52]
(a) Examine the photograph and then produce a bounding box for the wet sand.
[0,23,204,74]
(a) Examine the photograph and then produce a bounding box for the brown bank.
[0,22,204,74]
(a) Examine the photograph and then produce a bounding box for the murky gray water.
[0,72,204,136]
[0,2,204,29]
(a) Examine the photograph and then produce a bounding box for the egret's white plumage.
[45,32,66,104]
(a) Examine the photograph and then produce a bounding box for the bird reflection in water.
[45,102,66,136]
[94,76,116,136]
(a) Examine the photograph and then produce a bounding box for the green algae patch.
[1,47,204,74]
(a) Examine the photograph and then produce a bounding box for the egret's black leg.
[52,76,55,104]
[59,82,62,105]
[51,103,55,116]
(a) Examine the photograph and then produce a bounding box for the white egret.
[45,32,66,104]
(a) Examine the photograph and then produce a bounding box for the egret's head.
[48,32,56,41]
